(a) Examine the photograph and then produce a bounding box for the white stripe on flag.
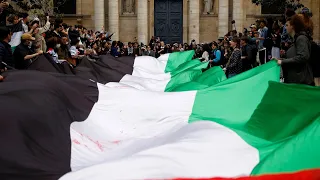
[132,55,169,77]
[70,83,197,171]
[105,55,172,91]
[64,121,259,180]
[118,74,170,91]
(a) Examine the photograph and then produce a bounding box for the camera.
[243,28,248,34]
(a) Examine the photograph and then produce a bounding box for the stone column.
[311,0,320,42]
[232,0,244,34]
[94,0,105,31]
[188,0,200,43]
[76,0,82,15]
[137,0,148,44]
[218,0,229,37]
[108,0,120,41]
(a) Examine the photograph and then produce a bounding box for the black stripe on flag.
[0,70,98,180]
[27,54,135,84]
[28,54,75,74]
[75,55,135,84]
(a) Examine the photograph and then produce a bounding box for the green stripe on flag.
[165,59,208,92]
[165,50,195,73]
[165,70,203,92]
[170,81,209,92]
[168,66,227,92]
[245,82,320,142]
[170,59,207,76]
[189,61,280,128]
[253,116,320,175]
[194,66,227,87]
[246,82,320,175]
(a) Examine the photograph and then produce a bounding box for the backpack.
[213,49,226,66]
[246,43,258,64]
[310,41,320,77]
[291,34,315,84]
[296,33,320,77]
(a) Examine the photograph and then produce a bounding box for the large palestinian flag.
[0,51,319,180]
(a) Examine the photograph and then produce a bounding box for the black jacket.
[282,32,314,85]
[0,41,14,69]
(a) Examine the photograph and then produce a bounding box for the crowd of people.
[0,2,319,86]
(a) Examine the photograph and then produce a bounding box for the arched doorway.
[154,0,183,43]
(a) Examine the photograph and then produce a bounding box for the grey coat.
[282,32,314,85]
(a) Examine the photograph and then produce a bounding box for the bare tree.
[10,0,67,16]
[252,0,305,11]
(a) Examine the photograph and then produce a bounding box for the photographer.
[156,41,166,57]
[141,45,148,56]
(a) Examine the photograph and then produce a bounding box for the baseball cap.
[250,24,257,29]
[21,33,35,41]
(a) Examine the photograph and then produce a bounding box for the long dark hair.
[202,43,211,52]
[212,41,218,48]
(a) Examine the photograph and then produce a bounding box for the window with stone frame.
[54,0,76,14]
[261,3,284,14]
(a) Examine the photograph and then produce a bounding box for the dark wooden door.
[154,0,183,43]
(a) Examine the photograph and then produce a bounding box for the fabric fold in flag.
[103,50,209,92]
[248,82,320,175]
[165,59,209,91]
[170,66,227,92]
[189,61,281,128]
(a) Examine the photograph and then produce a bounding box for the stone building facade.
[62,0,320,44]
